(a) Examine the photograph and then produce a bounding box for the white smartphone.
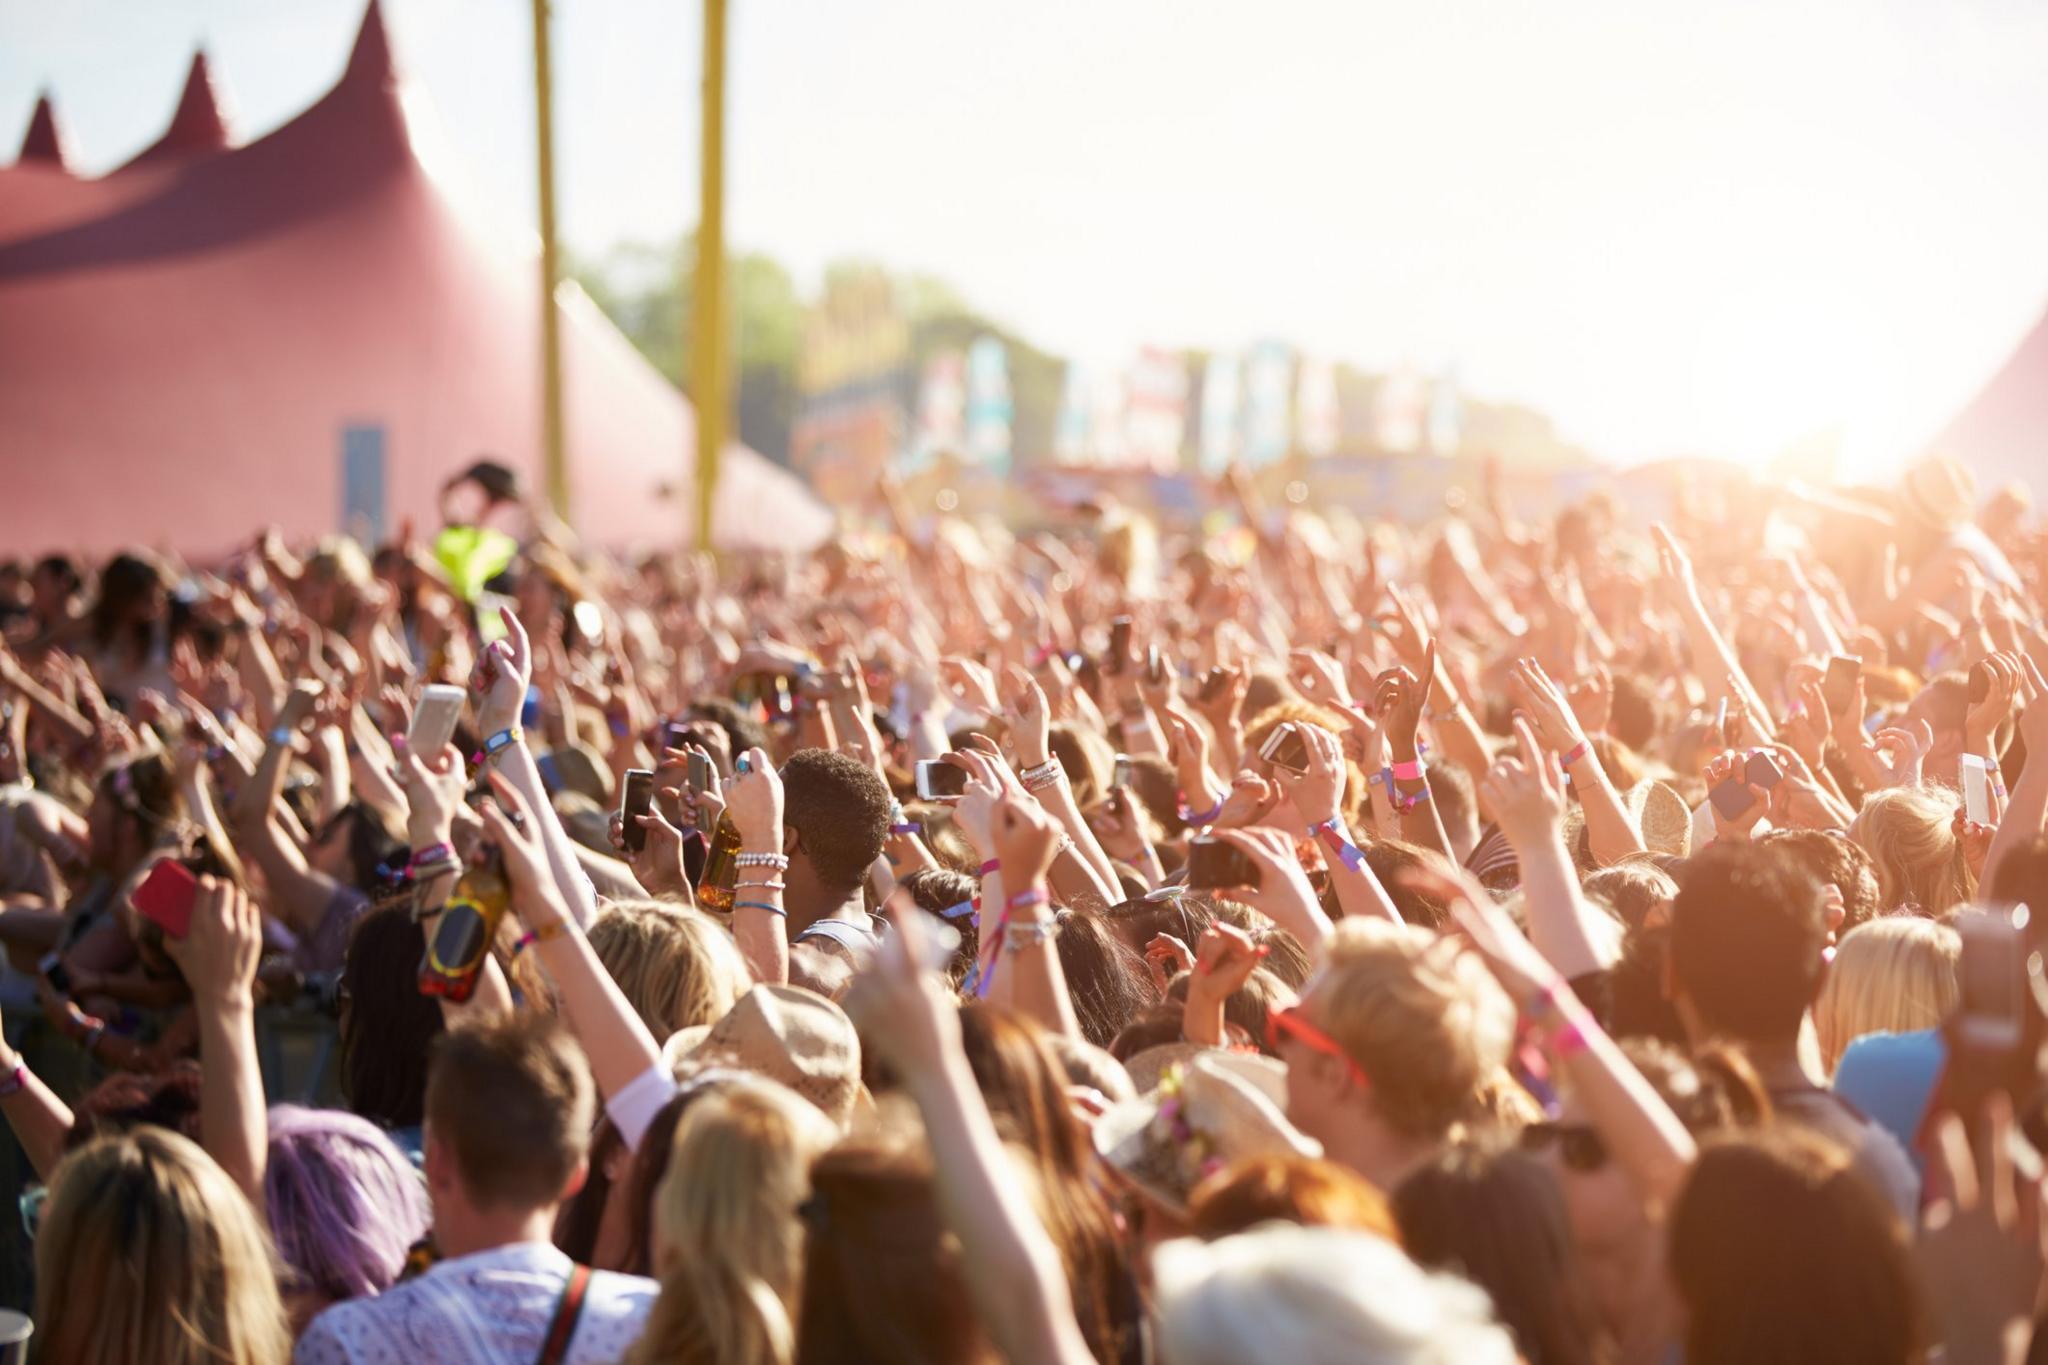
[1962,754,1993,825]
[409,684,467,758]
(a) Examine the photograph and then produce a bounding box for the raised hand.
[1268,722,1345,828]
[1371,640,1437,759]
[472,605,533,736]
[1702,750,1769,842]
[1209,827,1327,945]
[1509,656,1587,755]
[164,876,263,1006]
[628,790,693,899]
[722,746,785,853]
[991,789,1063,886]
[1289,648,1352,710]
[400,740,467,848]
[1481,717,1567,847]
[1143,932,1194,992]
[1002,665,1053,768]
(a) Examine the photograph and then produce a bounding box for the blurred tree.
[572,234,802,464]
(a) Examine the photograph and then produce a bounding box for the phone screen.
[1824,655,1862,715]
[1186,838,1260,891]
[687,751,715,798]
[1106,617,1133,673]
[1112,754,1134,791]
[916,760,970,801]
[1261,724,1310,775]
[1744,751,1783,790]
[621,769,655,853]
[1708,776,1757,822]
[1962,755,1993,825]
[38,951,72,997]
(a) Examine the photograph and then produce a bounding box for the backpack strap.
[535,1263,594,1365]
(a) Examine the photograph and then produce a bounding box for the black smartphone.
[1260,723,1310,776]
[1186,837,1261,891]
[686,751,715,798]
[38,951,72,997]
[1112,753,1134,791]
[621,768,655,853]
[915,760,970,801]
[1743,751,1783,790]
[1199,667,1230,703]
[661,721,691,753]
[1708,775,1757,822]
[1106,617,1134,674]
[1823,655,1862,715]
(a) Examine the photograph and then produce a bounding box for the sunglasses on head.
[1267,1002,1370,1091]
[1520,1120,1608,1173]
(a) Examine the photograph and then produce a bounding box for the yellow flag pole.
[691,0,731,551]
[532,0,569,523]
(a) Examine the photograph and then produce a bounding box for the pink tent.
[0,2,832,557]
[1928,304,2048,496]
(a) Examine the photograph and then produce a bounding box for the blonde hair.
[587,900,752,1039]
[1313,919,1516,1141]
[1815,916,1960,1073]
[628,1077,838,1365]
[35,1128,292,1365]
[1848,785,1974,915]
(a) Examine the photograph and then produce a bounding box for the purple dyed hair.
[265,1104,431,1303]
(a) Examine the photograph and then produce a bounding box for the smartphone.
[686,751,716,798]
[662,721,692,754]
[1963,754,1993,825]
[1708,776,1757,822]
[1743,751,1783,791]
[1105,617,1134,674]
[621,768,656,854]
[1823,655,1862,715]
[1186,837,1261,891]
[132,858,200,939]
[1260,723,1310,776]
[1969,661,1993,706]
[1199,667,1230,703]
[409,684,467,758]
[1145,647,1165,685]
[37,951,72,997]
[915,760,970,801]
[1112,753,1134,791]
[1955,910,2025,1055]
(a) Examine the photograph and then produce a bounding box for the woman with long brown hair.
[35,1126,292,1364]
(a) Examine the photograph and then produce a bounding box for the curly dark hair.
[780,748,891,894]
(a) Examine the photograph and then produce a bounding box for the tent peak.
[342,0,396,91]
[126,51,232,167]
[16,91,69,171]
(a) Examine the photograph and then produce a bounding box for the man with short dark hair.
[776,747,892,998]
[1667,841,1918,1218]
[296,1014,656,1364]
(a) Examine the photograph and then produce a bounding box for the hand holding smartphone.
[1186,836,1261,891]
[1260,723,1310,776]
[409,684,467,758]
[915,759,970,801]
[620,768,656,853]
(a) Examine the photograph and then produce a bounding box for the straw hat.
[1899,453,1977,532]
[662,984,862,1127]
[1095,1052,1321,1213]
[1562,778,1692,860]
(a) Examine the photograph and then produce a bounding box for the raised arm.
[165,877,269,1207]
[1482,719,1618,979]
[845,910,1097,1365]
[481,775,662,1101]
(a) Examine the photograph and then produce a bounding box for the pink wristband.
[979,859,1002,877]
[1390,758,1425,782]
[1006,889,1050,912]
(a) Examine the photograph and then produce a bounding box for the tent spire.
[16,91,69,170]
[127,52,232,165]
[343,0,396,89]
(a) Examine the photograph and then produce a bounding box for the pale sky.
[6,0,2048,474]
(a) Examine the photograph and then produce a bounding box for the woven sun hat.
[662,984,861,1127]
[1094,1051,1321,1214]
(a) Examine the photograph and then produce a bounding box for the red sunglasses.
[1268,1003,1371,1091]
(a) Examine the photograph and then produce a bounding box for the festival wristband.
[889,822,923,836]
[733,900,788,918]
[979,859,1002,877]
[1311,819,1368,875]
[512,920,571,957]
[940,900,977,921]
[1560,740,1590,768]
[1390,758,1426,782]
[1006,888,1051,913]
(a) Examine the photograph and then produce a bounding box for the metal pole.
[691,0,730,550]
[532,0,570,523]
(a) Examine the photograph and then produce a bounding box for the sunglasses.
[1267,1003,1370,1091]
[1520,1121,1608,1173]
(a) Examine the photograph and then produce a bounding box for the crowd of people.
[0,451,2045,1364]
